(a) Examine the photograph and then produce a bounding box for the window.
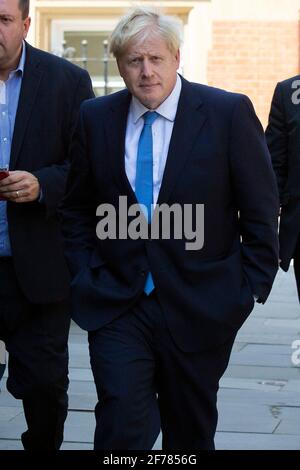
[63,31,123,96]
[51,19,124,96]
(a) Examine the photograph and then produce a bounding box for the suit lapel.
[105,91,138,206]
[10,43,43,169]
[157,79,207,205]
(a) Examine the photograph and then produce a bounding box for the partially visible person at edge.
[0,341,5,385]
[266,76,300,302]
[0,0,94,450]
[62,6,279,450]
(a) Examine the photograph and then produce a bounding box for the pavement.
[0,267,300,450]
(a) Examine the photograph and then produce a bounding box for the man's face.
[117,32,180,110]
[0,0,30,70]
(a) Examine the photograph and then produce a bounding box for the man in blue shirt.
[0,0,94,450]
[0,37,28,256]
[62,7,279,450]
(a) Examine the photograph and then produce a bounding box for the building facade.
[27,0,300,126]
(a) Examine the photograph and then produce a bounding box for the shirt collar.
[9,41,26,78]
[131,74,182,124]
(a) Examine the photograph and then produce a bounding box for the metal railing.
[60,39,116,95]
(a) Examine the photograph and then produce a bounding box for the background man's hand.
[0,171,40,203]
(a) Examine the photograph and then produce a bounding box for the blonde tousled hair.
[109,6,182,59]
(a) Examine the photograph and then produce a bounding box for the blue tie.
[135,111,158,295]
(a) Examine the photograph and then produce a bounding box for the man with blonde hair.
[63,7,279,450]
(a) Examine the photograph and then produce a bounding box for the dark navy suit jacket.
[62,77,279,352]
[266,76,300,271]
[7,42,93,304]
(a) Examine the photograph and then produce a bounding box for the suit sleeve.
[230,95,279,303]
[60,103,99,277]
[265,83,289,205]
[33,69,94,218]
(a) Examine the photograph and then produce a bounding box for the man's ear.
[175,49,180,68]
[116,58,124,78]
[23,17,31,40]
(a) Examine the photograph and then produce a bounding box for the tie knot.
[143,111,158,126]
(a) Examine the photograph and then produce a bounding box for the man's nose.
[141,59,154,77]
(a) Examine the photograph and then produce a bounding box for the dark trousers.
[89,292,235,451]
[0,258,71,450]
[294,236,300,302]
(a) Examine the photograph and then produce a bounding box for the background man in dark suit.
[0,341,5,385]
[62,7,279,450]
[266,77,300,301]
[0,0,93,449]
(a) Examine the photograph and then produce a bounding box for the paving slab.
[68,368,93,382]
[0,439,23,450]
[61,442,93,450]
[274,407,300,435]
[229,351,295,367]
[217,402,280,433]
[219,388,300,407]
[0,408,22,422]
[282,380,300,393]
[225,364,300,381]
[215,432,300,450]
[219,377,286,391]
[64,411,95,443]
[235,334,300,346]
[254,302,300,319]
[240,344,295,355]
[66,395,96,412]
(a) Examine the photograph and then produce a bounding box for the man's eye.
[1,17,11,23]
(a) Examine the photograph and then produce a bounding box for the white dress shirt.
[125,74,182,207]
